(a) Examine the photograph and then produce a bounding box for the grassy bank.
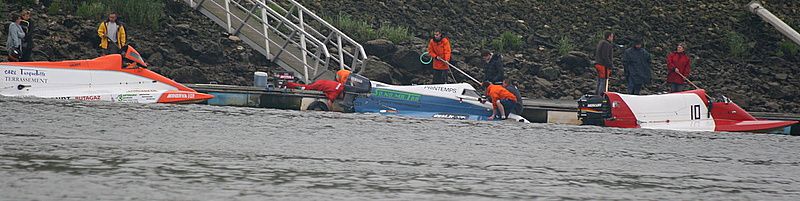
[48,0,164,29]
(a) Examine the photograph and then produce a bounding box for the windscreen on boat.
[462,89,481,98]
[124,46,148,67]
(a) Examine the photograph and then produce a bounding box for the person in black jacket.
[594,31,615,95]
[622,39,652,95]
[481,50,504,84]
[19,10,34,61]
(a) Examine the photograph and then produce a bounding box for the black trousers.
[432,69,449,84]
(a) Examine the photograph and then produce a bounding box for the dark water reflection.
[1,97,799,200]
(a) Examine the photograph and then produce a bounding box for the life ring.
[419,51,433,64]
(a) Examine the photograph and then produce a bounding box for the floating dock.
[186,84,799,135]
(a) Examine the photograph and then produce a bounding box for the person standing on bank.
[20,10,34,61]
[427,31,452,84]
[97,12,126,55]
[482,50,504,84]
[6,13,25,62]
[622,39,652,95]
[594,31,615,96]
[666,43,691,92]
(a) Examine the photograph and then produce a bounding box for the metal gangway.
[183,0,368,82]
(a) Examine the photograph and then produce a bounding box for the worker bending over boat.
[482,82,518,120]
[286,80,344,108]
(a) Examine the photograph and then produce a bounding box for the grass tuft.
[556,36,576,56]
[491,31,523,53]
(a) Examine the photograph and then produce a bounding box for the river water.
[1,96,799,200]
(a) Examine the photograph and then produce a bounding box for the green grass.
[725,31,750,59]
[491,31,523,52]
[775,40,799,58]
[327,14,376,43]
[56,0,164,29]
[76,1,106,20]
[377,24,410,43]
[326,13,411,43]
[556,36,576,56]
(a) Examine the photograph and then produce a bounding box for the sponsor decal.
[432,113,469,120]
[5,76,48,83]
[75,95,101,101]
[126,89,158,93]
[53,97,71,100]
[586,103,603,108]
[374,88,421,102]
[19,69,46,77]
[115,94,138,103]
[423,86,458,94]
[166,93,196,99]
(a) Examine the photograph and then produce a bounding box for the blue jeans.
[596,78,608,95]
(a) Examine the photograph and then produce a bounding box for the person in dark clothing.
[482,50,504,84]
[19,10,34,61]
[622,39,652,95]
[502,79,523,115]
[594,31,615,96]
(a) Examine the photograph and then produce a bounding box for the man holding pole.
[428,30,452,84]
[594,31,615,96]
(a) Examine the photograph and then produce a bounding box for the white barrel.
[254,72,269,88]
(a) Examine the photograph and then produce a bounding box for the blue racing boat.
[352,81,528,122]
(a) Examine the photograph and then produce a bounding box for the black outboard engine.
[577,94,611,126]
[340,73,372,112]
[344,73,371,93]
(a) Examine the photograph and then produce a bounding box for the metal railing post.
[224,0,232,33]
[298,9,309,83]
[261,0,270,60]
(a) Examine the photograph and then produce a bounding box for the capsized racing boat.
[353,81,529,122]
[578,90,798,132]
[0,46,213,103]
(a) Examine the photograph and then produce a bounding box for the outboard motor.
[344,73,372,93]
[340,73,372,112]
[577,94,611,126]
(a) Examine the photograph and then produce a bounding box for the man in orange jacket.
[428,31,451,84]
[483,82,518,120]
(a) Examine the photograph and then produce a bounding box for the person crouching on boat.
[482,82,518,120]
[286,80,345,108]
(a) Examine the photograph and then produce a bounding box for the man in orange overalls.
[427,31,451,84]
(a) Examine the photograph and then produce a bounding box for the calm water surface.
[1,96,799,200]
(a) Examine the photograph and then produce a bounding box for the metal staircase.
[182,0,368,82]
